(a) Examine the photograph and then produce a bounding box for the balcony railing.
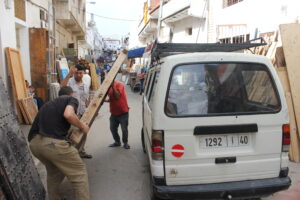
[162,0,206,23]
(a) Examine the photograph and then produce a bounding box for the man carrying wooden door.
[28,86,90,200]
[61,64,92,159]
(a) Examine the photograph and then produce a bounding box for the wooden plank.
[90,63,100,90]
[5,47,28,123]
[275,47,286,67]
[280,23,300,139]
[277,68,300,162]
[69,50,128,144]
[19,97,38,124]
[17,100,30,125]
[266,42,278,65]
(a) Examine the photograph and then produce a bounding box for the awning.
[128,47,146,58]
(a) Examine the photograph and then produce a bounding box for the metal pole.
[156,0,164,42]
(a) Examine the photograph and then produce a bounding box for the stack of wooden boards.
[5,48,38,125]
[247,23,300,162]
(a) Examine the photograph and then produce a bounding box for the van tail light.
[152,130,164,160]
[282,124,290,152]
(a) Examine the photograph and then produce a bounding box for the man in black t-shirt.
[29,86,90,200]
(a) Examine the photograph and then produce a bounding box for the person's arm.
[64,105,89,134]
[112,82,121,99]
[61,67,76,87]
[85,99,90,107]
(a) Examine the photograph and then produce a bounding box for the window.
[145,70,154,100]
[220,34,250,44]
[186,28,193,36]
[223,0,243,8]
[165,63,280,117]
[149,71,160,109]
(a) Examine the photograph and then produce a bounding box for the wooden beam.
[18,100,30,125]
[280,23,300,139]
[5,48,28,123]
[90,63,100,91]
[277,68,300,162]
[18,97,38,125]
[69,50,128,144]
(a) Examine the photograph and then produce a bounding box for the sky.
[86,0,144,39]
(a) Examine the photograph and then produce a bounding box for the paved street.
[28,80,300,200]
[84,82,151,200]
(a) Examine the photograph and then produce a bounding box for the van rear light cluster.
[152,130,164,160]
[282,124,290,152]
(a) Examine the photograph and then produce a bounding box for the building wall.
[215,0,300,39]
[55,22,76,52]
[171,17,207,43]
[104,39,121,51]
[26,0,49,28]
[15,22,31,84]
[0,0,17,86]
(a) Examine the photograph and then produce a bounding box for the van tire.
[150,177,164,200]
[141,128,146,153]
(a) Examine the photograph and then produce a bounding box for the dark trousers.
[140,79,144,94]
[110,112,129,144]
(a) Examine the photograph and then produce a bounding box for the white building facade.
[133,0,300,47]
[0,0,54,86]
[214,0,300,43]
[137,0,209,46]
[78,14,104,62]
[103,38,121,51]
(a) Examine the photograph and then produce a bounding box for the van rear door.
[163,62,285,185]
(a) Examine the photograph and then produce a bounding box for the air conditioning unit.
[40,21,48,29]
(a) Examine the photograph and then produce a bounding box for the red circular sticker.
[171,144,185,158]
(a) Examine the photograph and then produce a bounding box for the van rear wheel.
[150,177,164,200]
[141,128,146,153]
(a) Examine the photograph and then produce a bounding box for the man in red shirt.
[107,80,130,149]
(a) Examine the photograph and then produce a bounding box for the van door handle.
[215,157,236,164]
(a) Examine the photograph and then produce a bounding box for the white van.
[141,46,291,200]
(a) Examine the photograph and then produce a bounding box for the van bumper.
[153,177,291,200]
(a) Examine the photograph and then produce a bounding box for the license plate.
[199,134,250,148]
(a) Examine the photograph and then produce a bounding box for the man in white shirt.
[61,64,92,159]
[82,69,91,89]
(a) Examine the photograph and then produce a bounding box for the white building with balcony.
[214,0,300,43]
[103,38,121,52]
[137,0,209,45]
[55,0,86,53]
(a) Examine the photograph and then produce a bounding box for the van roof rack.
[151,37,266,60]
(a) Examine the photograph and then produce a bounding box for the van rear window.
[165,63,280,117]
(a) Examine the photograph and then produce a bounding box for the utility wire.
[72,5,139,22]
[196,0,208,43]
[88,12,139,22]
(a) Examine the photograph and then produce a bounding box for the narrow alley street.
[84,82,151,200]
[33,78,152,200]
